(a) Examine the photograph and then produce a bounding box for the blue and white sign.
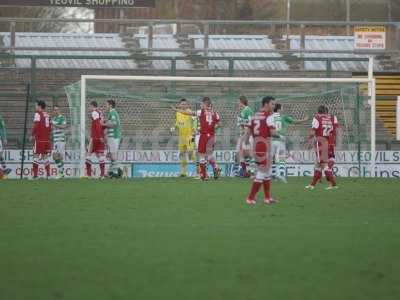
[132,163,233,178]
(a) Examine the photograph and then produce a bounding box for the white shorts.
[255,163,272,180]
[195,134,200,149]
[236,135,253,152]
[271,140,286,161]
[53,142,66,157]
[108,138,120,154]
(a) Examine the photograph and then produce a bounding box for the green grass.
[0,178,399,300]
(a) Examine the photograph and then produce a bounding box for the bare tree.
[0,7,93,33]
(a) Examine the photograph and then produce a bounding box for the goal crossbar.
[81,75,372,83]
[80,75,377,177]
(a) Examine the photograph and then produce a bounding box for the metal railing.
[0,52,371,74]
[0,53,371,107]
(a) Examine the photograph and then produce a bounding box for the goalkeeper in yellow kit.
[171,99,197,177]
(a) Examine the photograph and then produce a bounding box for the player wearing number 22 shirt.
[306,105,338,190]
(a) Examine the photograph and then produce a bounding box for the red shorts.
[198,134,215,154]
[254,140,271,167]
[89,138,105,154]
[33,140,51,155]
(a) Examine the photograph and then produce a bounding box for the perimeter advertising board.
[2,150,399,179]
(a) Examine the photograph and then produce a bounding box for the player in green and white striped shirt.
[52,105,67,179]
[103,99,122,178]
[272,103,308,182]
[236,96,254,177]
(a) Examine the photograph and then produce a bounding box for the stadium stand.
[1,32,393,72]
[289,35,383,72]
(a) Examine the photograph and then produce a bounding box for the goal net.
[64,76,375,178]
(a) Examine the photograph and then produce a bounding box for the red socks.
[248,180,262,200]
[86,160,105,177]
[85,160,92,177]
[240,162,247,172]
[32,159,50,177]
[44,160,50,177]
[263,180,271,199]
[33,160,39,177]
[200,162,207,179]
[328,159,335,169]
[209,159,217,170]
[310,169,322,186]
[99,162,105,177]
[311,168,336,187]
[325,169,336,186]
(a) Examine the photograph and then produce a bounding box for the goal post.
[397,96,400,141]
[71,73,376,178]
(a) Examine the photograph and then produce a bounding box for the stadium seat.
[375,76,400,137]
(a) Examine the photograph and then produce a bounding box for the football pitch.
[0,178,399,300]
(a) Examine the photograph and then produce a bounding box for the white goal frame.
[80,57,376,177]
[397,96,400,141]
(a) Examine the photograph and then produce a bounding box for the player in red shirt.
[244,96,277,205]
[173,97,221,180]
[31,100,52,179]
[85,101,106,178]
[306,105,338,190]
